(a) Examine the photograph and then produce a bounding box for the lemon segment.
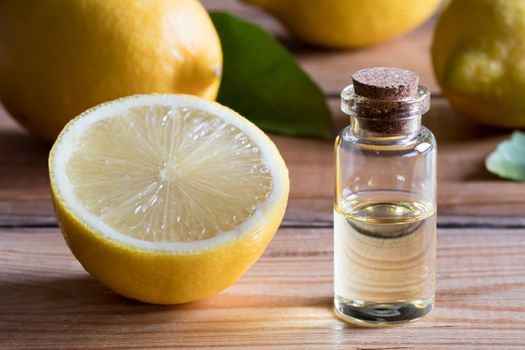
[49,94,289,304]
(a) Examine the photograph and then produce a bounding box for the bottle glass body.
[334,121,437,326]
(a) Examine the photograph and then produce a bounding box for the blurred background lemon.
[0,0,222,141]
[243,0,441,48]
[432,0,525,128]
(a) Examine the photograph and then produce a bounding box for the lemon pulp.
[66,105,272,243]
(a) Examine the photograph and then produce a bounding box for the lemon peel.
[244,0,441,48]
[433,0,525,127]
[0,0,222,141]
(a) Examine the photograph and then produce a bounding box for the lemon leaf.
[486,131,525,181]
[210,12,333,139]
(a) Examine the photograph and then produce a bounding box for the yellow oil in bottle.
[335,67,436,325]
[334,191,436,326]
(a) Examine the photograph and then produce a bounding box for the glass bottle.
[333,67,437,326]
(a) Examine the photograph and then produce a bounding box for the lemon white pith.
[49,94,289,304]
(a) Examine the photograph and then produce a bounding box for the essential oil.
[334,67,437,326]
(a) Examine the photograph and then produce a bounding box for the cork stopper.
[352,67,419,100]
[341,67,430,138]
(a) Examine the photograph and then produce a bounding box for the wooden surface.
[1,1,525,349]
[2,227,525,349]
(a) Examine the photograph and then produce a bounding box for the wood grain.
[1,227,524,349]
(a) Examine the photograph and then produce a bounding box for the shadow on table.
[0,275,192,346]
[0,273,334,335]
[0,275,163,313]
[0,275,202,344]
[0,128,50,167]
[0,128,55,225]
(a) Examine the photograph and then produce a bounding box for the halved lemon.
[49,94,289,304]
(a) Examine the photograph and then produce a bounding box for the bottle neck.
[341,84,430,143]
[349,114,422,142]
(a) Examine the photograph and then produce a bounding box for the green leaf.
[210,12,333,139]
[486,131,525,181]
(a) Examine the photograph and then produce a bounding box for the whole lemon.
[0,0,222,141]
[432,0,525,128]
[243,0,441,48]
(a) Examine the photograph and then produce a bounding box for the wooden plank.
[1,227,524,349]
[2,97,524,227]
[0,106,54,226]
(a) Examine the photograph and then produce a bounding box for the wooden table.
[1,2,525,349]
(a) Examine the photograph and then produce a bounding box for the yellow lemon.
[0,0,222,141]
[432,0,525,128]
[49,94,289,304]
[243,0,441,48]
